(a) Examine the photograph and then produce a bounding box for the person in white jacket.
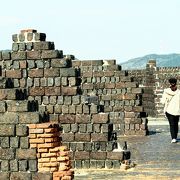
[161,78,180,143]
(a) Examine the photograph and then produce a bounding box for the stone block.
[0,148,15,159]
[6,100,28,112]
[72,95,80,105]
[19,112,40,124]
[20,137,29,148]
[61,133,74,142]
[12,34,18,42]
[51,58,71,68]
[16,149,36,159]
[0,173,10,180]
[29,87,45,96]
[41,50,62,59]
[44,68,60,77]
[75,133,91,142]
[32,172,53,180]
[1,160,9,171]
[28,69,44,78]
[10,137,19,148]
[59,114,75,124]
[91,133,108,142]
[10,159,18,171]
[19,43,26,51]
[75,152,90,160]
[90,152,107,160]
[107,152,123,160]
[28,160,37,172]
[27,51,41,59]
[6,69,22,78]
[11,51,26,60]
[0,125,15,136]
[10,172,32,180]
[33,41,54,50]
[79,124,87,133]
[27,60,35,69]
[34,32,46,41]
[45,87,61,95]
[60,68,77,77]
[0,137,9,147]
[26,42,33,50]
[0,101,6,112]
[76,114,91,124]
[92,113,109,123]
[71,124,78,133]
[12,43,19,51]
[18,160,28,171]
[61,86,77,95]
[2,50,11,60]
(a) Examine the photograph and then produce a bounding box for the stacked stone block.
[0,29,148,179]
[28,123,74,180]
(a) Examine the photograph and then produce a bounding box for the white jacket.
[161,88,180,116]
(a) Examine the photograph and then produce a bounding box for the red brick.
[6,70,22,78]
[45,87,61,95]
[29,87,45,96]
[28,69,44,78]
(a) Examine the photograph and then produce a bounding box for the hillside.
[120,54,180,70]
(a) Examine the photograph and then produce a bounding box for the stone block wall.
[0,29,148,179]
[127,60,180,118]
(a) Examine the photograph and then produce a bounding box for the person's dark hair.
[169,78,177,85]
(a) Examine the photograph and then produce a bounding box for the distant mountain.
[120,54,180,70]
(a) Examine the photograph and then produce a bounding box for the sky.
[0,0,180,63]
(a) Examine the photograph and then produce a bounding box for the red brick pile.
[28,123,74,180]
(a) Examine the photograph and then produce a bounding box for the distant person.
[161,78,180,143]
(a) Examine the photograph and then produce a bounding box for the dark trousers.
[166,112,179,139]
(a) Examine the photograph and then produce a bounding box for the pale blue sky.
[0,0,180,63]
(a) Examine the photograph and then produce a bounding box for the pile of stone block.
[0,29,149,179]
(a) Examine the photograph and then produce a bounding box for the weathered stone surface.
[51,58,71,68]
[10,172,32,180]
[41,50,62,59]
[18,112,40,124]
[0,148,15,159]
[27,51,41,59]
[28,69,44,78]
[0,125,15,136]
[16,149,36,159]
[11,51,26,60]
[6,101,28,112]
[6,70,22,78]
[32,172,53,180]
